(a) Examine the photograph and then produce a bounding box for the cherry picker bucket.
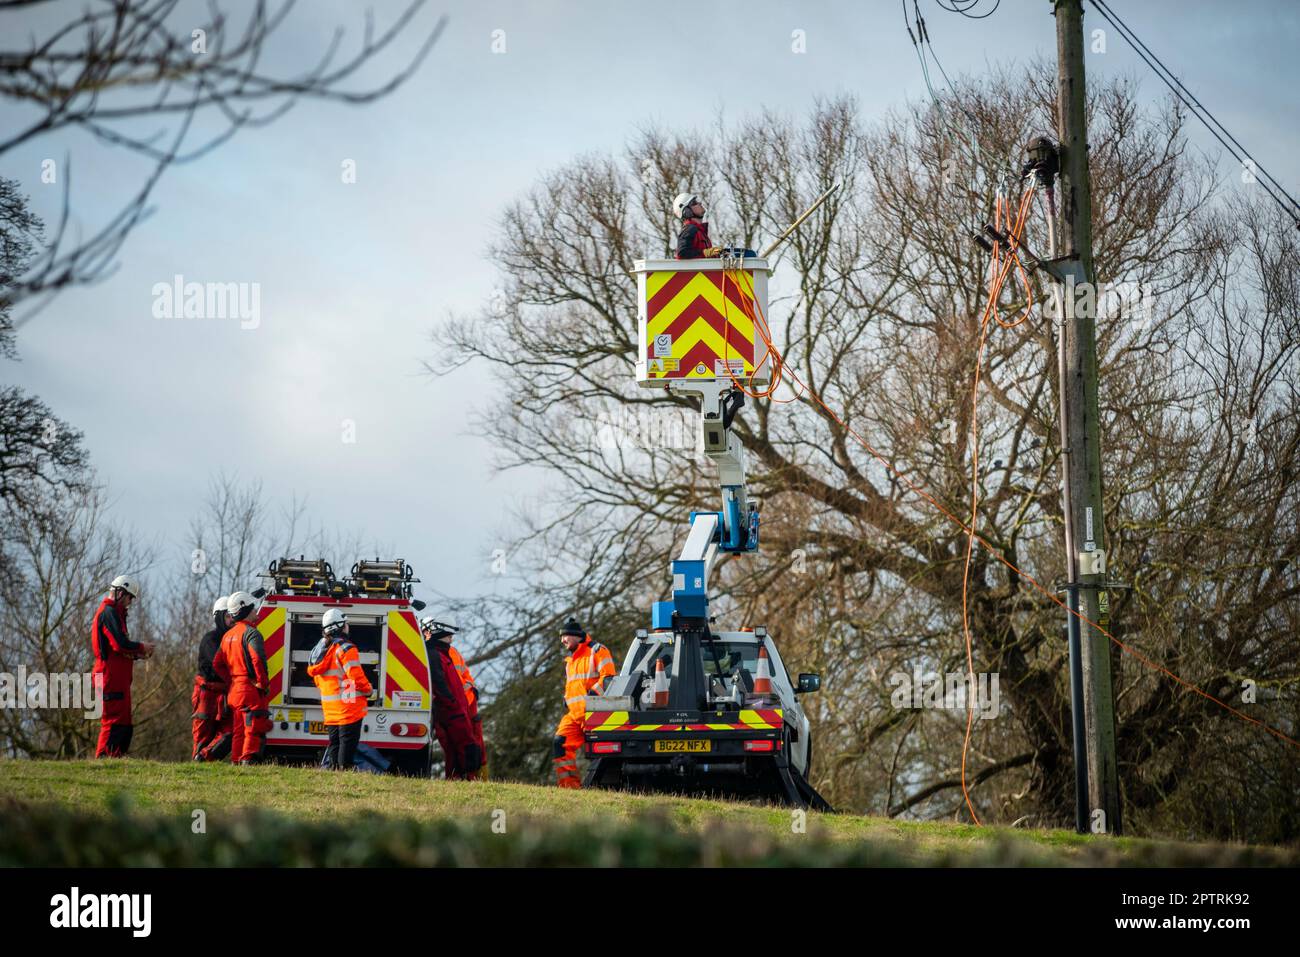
[634,258,772,386]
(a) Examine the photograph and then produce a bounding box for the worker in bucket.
[192,595,233,761]
[674,193,721,260]
[214,591,272,764]
[552,617,617,789]
[89,574,155,758]
[420,617,482,780]
[308,608,372,770]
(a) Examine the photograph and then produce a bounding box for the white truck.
[583,625,826,807]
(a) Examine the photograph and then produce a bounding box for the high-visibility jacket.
[213,620,269,709]
[563,636,616,719]
[448,645,478,710]
[307,639,372,725]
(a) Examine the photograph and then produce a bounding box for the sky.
[2,0,1297,611]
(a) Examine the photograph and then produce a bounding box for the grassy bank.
[1,760,1293,867]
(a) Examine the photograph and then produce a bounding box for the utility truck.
[582,256,830,809]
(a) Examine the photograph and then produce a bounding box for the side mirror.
[411,599,427,611]
[796,673,821,694]
[251,588,267,599]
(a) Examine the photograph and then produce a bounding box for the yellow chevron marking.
[645,270,676,299]
[592,711,629,731]
[648,274,756,339]
[672,322,755,369]
[267,647,284,705]
[387,611,429,689]
[258,607,286,640]
[384,611,429,710]
[259,608,287,705]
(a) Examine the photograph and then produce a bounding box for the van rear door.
[380,609,431,712]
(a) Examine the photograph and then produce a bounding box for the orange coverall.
[214,619,271,764]
[553,635,616,788]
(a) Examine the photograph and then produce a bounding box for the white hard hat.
[212,595,229,615]
[111,574,140,598]
[322,608,348,635]
[420,615,458,635]
[227,591,256,617]
[673,192,699,220]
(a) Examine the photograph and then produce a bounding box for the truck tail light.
[390,723,427,737]
[591,741,622,754]
[744,739,775,753]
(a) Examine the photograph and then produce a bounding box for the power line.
[903,0,990,231]
[902,0,943,106]
[934,0,1001,19]
[1088,0,1300,229]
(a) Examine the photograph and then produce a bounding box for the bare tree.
[0,481,154,757]
[433,66,1300,840]
[1,0,445,324]
[0,385,90,513]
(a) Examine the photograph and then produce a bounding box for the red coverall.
[192,625,232,760]
[90,595,143,757]
[427,640,482,779]
[214,618,272,764]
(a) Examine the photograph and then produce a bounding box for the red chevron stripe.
[263,623,284,659]
[387,630,426,691]
[680,270,757,320]
[716,270,759,317]
[397,611,430,690]
[675,340,726,377]
[645,271,695,319]
[657,299,755,363]
[647,269,755,321]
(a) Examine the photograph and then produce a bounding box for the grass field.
[1,760,1295,867]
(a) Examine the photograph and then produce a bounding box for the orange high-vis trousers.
[552,713,584,789]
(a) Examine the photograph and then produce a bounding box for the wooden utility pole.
[1053,0,1122,834]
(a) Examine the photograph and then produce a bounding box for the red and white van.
[253,558,435,775]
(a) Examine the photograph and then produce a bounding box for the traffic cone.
[652,657,670,708]
[754,645,773,696]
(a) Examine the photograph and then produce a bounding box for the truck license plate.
[654,739,711,753]
[308,721,328,735]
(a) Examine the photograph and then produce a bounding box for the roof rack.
[346,558,419,599]
[260,557,347,597]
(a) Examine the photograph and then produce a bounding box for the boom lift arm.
[652,378,758,635]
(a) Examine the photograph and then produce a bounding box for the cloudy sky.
[3,0,1296,610]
